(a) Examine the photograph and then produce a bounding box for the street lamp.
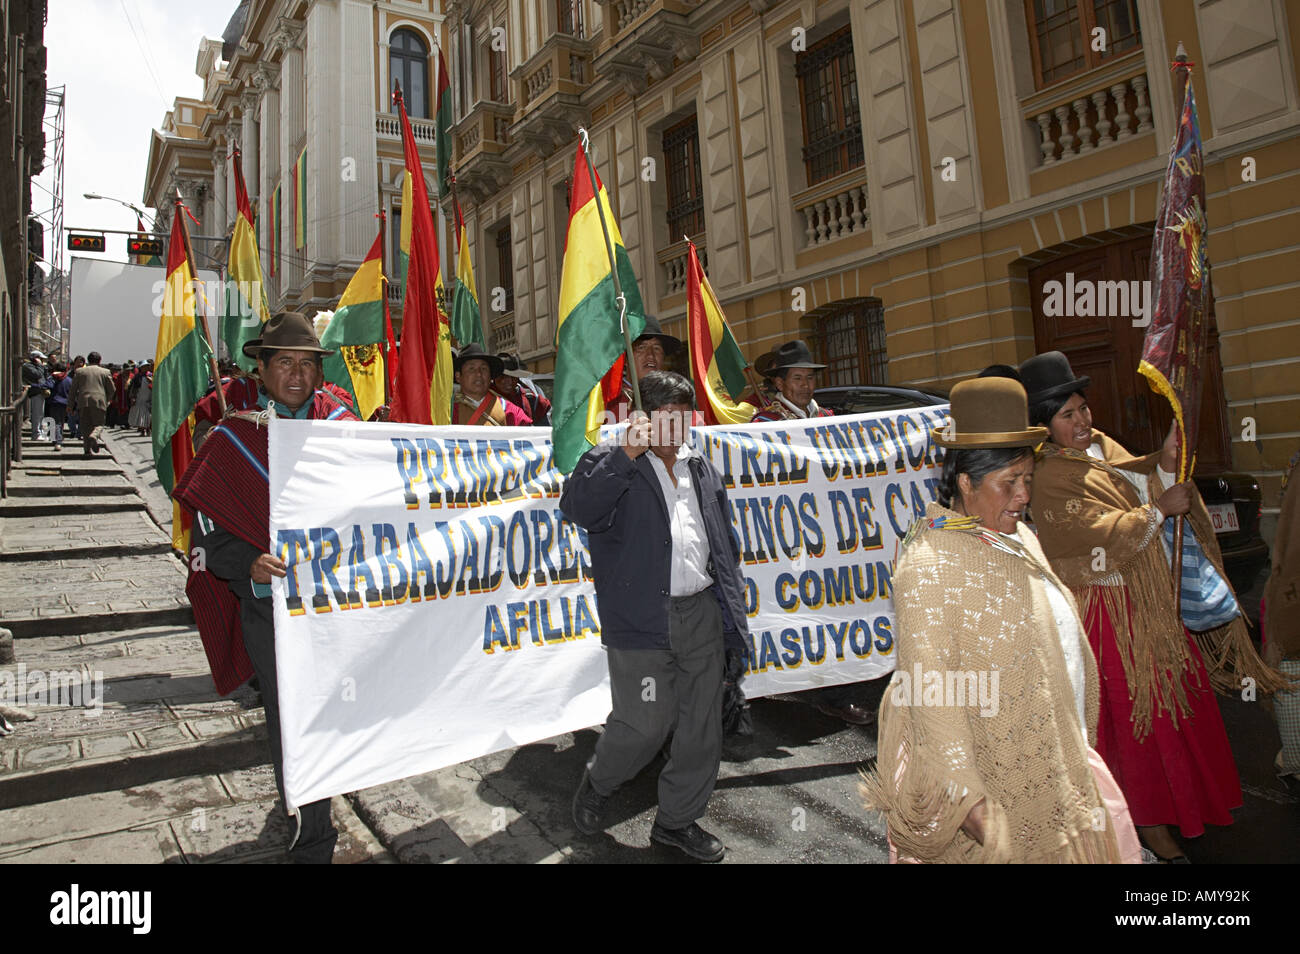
[83,192,155,229]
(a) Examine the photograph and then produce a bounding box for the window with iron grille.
[558,0,584,37]
[489,46,508,103]
[795,26,864,187]
[663,117,704,239]
[816,300,887,387]
[1026,0,1141,89]
[495,226,514,312]
[391,29,430,118]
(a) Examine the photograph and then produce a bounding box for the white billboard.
[69,257,220,365]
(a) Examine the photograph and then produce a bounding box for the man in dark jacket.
[560,370,748,862]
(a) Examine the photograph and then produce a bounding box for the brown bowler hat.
[933,377,1049,449]
[242,311,334,359]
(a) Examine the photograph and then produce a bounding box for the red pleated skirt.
[1084,588,1242,837]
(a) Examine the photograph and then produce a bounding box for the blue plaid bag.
[1162,517,1239,631]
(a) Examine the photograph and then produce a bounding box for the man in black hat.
[751,340,834,422]
[179,312,357,863]
[491,352,551,426]
[609,315,684,423]
[452,343,532,426]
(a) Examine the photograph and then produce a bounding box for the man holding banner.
[175,312,357,864]
[563,371,747,862]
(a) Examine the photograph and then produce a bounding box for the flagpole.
[1169,43,1193,609]
[175,189,226,419]
[578,127,641,414]
[377,208,393,406]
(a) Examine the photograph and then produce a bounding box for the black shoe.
[813,702,876,726]
[572,770,610,835]
[650,821,725,862]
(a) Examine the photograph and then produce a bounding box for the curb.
[0,499,147,517]
[0,541,174,562]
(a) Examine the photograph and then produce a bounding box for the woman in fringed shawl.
[863,377,1141,863]
[1020,351,1290,861]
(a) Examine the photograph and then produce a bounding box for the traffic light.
[128,237,164,257]
[68,232,105,252]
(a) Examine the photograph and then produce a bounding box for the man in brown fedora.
[452,343,532,426]
[174,310,357,863]
[751,340,834,422]
[192,311,356,442]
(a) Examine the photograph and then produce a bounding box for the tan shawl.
[1031,430,1290,737]
[862,503,1123,863]
[1264,452,1300,662]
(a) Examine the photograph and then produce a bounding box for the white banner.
[269,406,948,808]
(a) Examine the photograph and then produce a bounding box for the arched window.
[390,28,430,119]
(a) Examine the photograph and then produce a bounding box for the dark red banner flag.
[1139,75,1211,481]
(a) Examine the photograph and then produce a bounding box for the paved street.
[0,429,1296,864]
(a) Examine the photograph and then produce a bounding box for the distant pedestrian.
[65,356,85,438]
[49,362,73,451]
[72,352,116,456]
[129,362,153,436]
[21,351,51,440]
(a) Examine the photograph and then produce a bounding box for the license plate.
[1207,502,1240,534]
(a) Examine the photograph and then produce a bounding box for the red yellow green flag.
[153,202,214,552]
[686,240,756,425]
[390,85,452,425]
[222,145,269,373]
[435,42,453,198]
[321,225,387,419]
[553,140,645,473]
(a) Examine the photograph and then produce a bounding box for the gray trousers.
[588,589,725,829]
[28,392,45,438]
[239,595,338,863]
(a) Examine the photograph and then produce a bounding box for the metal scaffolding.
[30,83,66,353]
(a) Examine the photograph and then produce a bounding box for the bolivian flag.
[686,240,756,425]
[451,203,484,346]
[154,202,214,552]
[435,42,453,198]
[321,226,387,419]
[391,85,452,425]
[553,140,645,473]
[222,145,269,372]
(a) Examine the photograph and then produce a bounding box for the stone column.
[274,17,305,295]
[257,64,280,291]
[211,143,227,236]
[240,90,260,205]
[224,122,240,230]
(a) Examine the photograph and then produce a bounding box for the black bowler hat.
[454,342,505,377]
[765,339,826,375]
[497,352,530,378]
[633,314,682,355]
[243,311,334,359]
[1018,351,1091,405]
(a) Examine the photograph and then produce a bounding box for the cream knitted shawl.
[862,503,1122,864]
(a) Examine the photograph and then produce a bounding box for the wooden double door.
[1028,234,1232,473]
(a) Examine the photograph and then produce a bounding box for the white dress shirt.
[646,444,714,597]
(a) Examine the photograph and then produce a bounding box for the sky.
[33,0,238,268]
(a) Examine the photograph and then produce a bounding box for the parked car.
[815,383,1268,601]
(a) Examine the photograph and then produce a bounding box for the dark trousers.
[239,595,338,863]
[588,590,725,829]
[49,404,66,445]
[81,405,106,455]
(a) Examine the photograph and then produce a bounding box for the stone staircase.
[0,433,390,863]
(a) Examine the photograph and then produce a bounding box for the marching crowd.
[20,350,154,453]
[36,310,1300,865]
